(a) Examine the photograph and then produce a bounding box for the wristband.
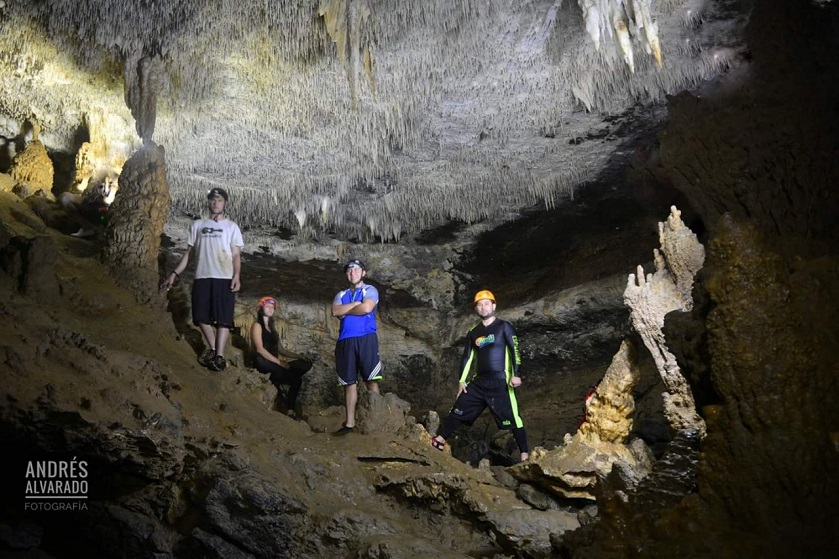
[172,271,180,278]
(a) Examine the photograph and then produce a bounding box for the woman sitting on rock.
[251,296,312,418]
[57,175,118,238]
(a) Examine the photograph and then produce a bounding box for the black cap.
[345,259,366,271]
[207,188,229,201]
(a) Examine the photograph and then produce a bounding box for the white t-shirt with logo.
[188,218,245,279]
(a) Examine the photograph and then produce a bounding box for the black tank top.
[256,322,279,357]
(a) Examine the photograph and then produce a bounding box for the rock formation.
[124,54,164,142]
[624,205,706,436]
[102,143,169,304]
[578,339,638,444]
[69,108,139,193]
[9,138,54,199]
[696,215,839,551]
[509,339,653,500]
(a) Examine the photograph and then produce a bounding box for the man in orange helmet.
[431,290,529,462]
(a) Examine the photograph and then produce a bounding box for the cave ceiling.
[0,0,747,243]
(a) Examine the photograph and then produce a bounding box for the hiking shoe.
[335,423,354,435]
[208,355,227,372]
[198,348,215,367]
[70,228,95,239]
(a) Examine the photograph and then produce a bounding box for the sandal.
[430,436,446,451]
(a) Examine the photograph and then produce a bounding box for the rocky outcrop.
[0,191,57,298]
[555,430,701,557]
[624,206,706,436]
[508,340,653,500]
[377,461,580,557]
[9,139,54,199]
[355,389,412,436]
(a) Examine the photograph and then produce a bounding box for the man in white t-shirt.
[161,188,244,371]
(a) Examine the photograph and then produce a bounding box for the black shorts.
[335,333,382,385]
[449,375,524,430]
[191,278,236,328]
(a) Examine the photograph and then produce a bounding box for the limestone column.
[102,143,169,304]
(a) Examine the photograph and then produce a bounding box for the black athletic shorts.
[335,333,382,385]
[449,375,524,430]
[191,278,236,328]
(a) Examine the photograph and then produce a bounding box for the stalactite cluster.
[0,0,741,240]
[577,0,662,73]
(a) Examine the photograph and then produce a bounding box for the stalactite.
[577,0,663,73]
[124,53,164,142]
[318,0,375,109]
[0,0,737,241]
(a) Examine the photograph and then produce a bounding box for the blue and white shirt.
[334,284,379,340]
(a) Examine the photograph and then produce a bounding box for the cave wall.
[245,171,685,457]
[662,0,839,252]
[584,0,839,555]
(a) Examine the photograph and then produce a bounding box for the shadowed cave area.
[1,1,838,558]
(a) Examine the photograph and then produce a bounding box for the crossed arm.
[332,297,376,318]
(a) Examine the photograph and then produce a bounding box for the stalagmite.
[102,143,170,304]
[623,206,706,436]
[9,133,54,198]
[579,340,640,444]
[509,340,654,500]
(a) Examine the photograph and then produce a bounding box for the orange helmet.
[473,290,496,305]
[257,296,277,308]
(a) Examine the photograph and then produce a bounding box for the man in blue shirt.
[331,259,382,434]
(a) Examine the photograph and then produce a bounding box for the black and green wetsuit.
[440,317,528,453]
